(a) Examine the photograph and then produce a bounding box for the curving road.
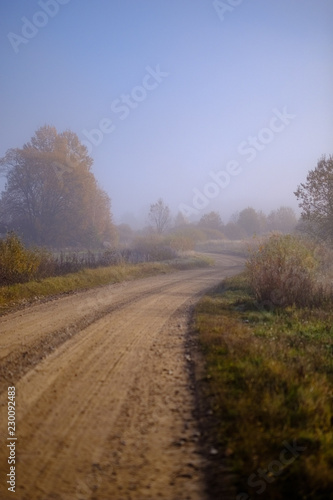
[0,254,244,500]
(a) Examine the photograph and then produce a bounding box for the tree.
[198,211,223,231]
[174,211,188,227]
[267,206,298,234]
[224,222,246,240]
[294,155,333,243]
[117,223,134,247]
[148,198,171,234]
[237,207,262,236]
[0,125,115,247]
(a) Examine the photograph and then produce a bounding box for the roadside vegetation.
[0,232,212,314]
[195,234,333,500]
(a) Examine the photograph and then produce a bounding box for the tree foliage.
[237,207,262,236]
[224,206,297,240]
[174,211,188,227]
[0,125,115,247]
[224,221,246,240]
[267,206,297,234]
[294,155,333,244]
[198,211,223,231]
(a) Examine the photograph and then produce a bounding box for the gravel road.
[0,254,244,500]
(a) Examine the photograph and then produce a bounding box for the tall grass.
[0,232,192,287]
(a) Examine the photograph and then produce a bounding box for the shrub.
[172,226,206,244]
[197,227,224,240]
[131,235,177,261]
[0,232,41,285]
[165,234,195,251]
[246,234,319,307]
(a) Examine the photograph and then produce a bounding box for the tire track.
[0,269,211,395]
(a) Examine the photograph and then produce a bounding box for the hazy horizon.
[1,0,332,227]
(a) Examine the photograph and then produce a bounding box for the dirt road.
[0,254,244,500]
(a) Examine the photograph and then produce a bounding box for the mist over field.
[1,0,332,232]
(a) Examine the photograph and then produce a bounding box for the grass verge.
[0,254,212,316]
[195,273,333,500]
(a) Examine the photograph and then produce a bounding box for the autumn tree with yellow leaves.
[0,125,115,247]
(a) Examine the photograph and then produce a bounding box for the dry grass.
[0,254,212,315]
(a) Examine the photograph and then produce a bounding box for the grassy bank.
[0,254,212,315]
[195,273,333,500]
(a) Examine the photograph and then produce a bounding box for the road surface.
[0,254,244,500]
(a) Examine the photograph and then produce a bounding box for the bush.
[172,226,206,244]
[0,232,42,285]
[165,234,195,251]
[132,235,177,261]
[246,234,319,307]
[199,227,225,240]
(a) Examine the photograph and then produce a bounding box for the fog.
[1,0,332,229]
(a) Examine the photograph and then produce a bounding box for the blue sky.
[1,0,332,226]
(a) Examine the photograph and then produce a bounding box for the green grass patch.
[195,273,333,499]
[0,254,212,315]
